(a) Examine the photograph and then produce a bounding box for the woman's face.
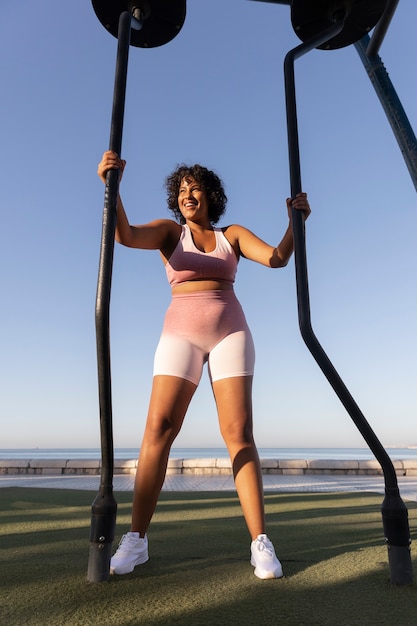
[178,176,209,222]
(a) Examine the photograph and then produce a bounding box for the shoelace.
[118,533,139,549]
[255,536,273,556]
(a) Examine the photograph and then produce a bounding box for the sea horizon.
[1,446,417,461]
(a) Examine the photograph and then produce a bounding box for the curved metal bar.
[88,10,139,583]
[283,20,412,584]
[366,0,400,57]
[284,19,397,487]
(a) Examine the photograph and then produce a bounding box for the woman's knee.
[220,417,254,448]
[143,413,183,446]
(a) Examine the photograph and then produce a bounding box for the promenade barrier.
[1,458,417,477]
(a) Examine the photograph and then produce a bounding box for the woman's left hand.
[286,192,311,221]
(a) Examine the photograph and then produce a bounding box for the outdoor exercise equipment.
[251,0,413,584]
[88,0,413,586]
[88,0,186,583]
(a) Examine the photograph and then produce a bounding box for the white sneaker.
[250,534,283,579]
[110,532,149,575]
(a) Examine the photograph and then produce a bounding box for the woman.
[97,151,311,579]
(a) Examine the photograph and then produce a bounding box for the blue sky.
[1,0,416,450]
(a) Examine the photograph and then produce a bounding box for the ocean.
[1,447,417,461]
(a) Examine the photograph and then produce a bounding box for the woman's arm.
[97,151,180,250]
[226,193,311,268]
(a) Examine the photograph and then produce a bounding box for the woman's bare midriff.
[171,279,234,295]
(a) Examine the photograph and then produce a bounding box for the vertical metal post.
[87,9,141,583]
[283,21,412,584]
[355,33,417,192]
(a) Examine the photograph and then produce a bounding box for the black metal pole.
[87,10,141,583]
[355,33,417,193]
[284,21,412,584]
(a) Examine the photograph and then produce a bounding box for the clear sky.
[1,0,416,450]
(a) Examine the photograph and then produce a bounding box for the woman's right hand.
[97,150,126,184]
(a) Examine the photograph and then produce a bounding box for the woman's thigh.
[143,375,197,442]
[212,375,254,443]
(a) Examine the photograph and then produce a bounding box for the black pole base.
[87,542,114,583]
[386,545,413,586]
[382,488,413,585]
[87,491,118,582]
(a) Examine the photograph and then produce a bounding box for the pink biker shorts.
[153,290,255,384]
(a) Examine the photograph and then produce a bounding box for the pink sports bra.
[165,224,238,288]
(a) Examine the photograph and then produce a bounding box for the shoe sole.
[110,554,149,575]
[251,557,283,580]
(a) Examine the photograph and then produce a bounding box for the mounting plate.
[291,0,388,49]
[92,0,186,48]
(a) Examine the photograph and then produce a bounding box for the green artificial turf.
[1,488,416,625]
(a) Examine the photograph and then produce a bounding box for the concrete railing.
[1,458,417,476]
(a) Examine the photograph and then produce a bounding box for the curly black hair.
[165,164,227,225]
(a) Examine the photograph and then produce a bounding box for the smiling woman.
[97,150,310,580]
[166,164,227,225]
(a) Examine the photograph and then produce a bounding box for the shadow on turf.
[1,488,416,624]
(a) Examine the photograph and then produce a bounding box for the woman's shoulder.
[147,218,180,229]
[154,219,182,259]
[221,223,248,239]
[141,218,182,236]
